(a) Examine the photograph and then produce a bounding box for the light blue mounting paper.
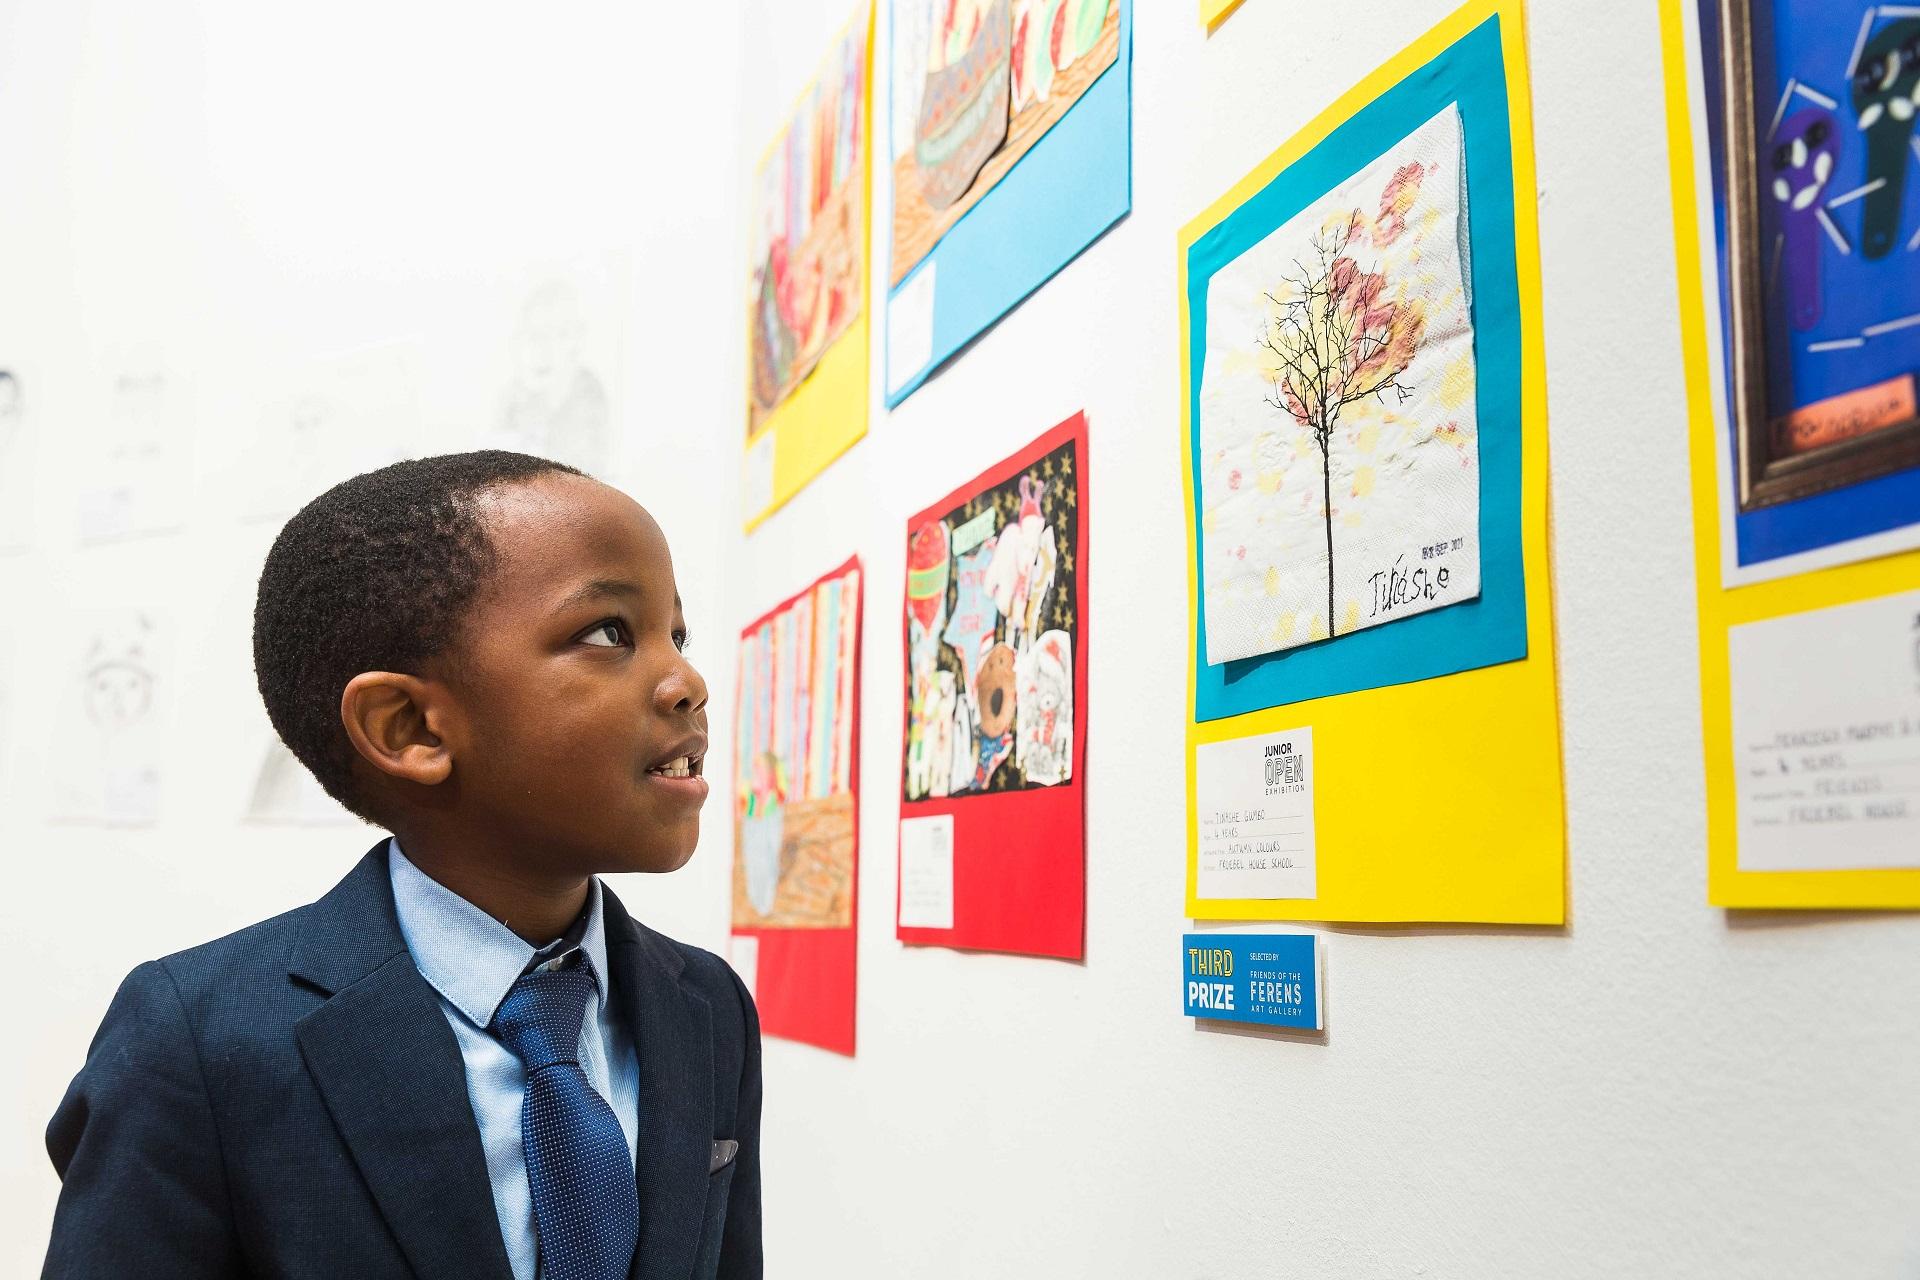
[884,0,1133,407]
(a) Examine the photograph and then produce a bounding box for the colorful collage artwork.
[732,559,864,1054]
[745,4,873,530]
[899,413,1088,958]
[1180,0,1566,925]
[885,0,1131,403]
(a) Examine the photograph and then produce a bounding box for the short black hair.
[253,450,583,823]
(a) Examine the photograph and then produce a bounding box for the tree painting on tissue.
[1199,104,1482,666]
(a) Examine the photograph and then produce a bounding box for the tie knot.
[491,966,597,1071]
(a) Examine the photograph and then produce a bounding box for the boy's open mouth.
[648,755,703,779]
[647,735,708,782]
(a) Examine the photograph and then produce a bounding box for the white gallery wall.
[3,1,1919,1277]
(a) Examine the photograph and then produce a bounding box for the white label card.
[729,935,759,999]
[1195,727,1317,900]
[898,813,956,929]
[1730,588,1920,871]
[887,262,936,396]
[743,430,774,519]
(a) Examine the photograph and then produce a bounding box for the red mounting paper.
[898,412,1088,959]
[730,556,863,1054]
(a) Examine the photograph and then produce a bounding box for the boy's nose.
[656,658,708,716]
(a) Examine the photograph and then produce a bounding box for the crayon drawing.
[890,0,1120,287]
[748,15,868,433]
[733,564,862,929]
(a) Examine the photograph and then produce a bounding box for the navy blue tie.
[491,967,639,1280]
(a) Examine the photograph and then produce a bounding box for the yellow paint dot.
[1351,466,1375,497]
[1435,354,1475,409]
[1257,470,1284,494]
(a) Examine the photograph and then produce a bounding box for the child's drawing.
[78,361,191,545]
[903,436,1078,801]
[890,0,1119,286]
[1199,104,1481,665]
[246,737,356,827]
[52,610,170,825]
[748,15,867,433]
[733,564,861,929]
[491,278,613,474]
[238,344,420,523]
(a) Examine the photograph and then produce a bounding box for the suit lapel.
[604,890,715,1280]
[290,846,516,1280]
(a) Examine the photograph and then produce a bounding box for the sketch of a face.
[513,282,587,398]
[284,391,335,470]
[83,618,156,731]
[1850,18,1920,258]
[1767,108,1839,330]
[499,280,611,471]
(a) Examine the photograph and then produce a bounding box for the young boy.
[41,452,761,1280]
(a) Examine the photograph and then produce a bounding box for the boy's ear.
[340,671,453,787]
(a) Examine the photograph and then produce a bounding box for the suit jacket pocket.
[690,1160,736,1279]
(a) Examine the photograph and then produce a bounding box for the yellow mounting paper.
[1180,0,1566,925]
[744,2,873,531]
[1658,0,1920,908]
[1200,0,1247,30]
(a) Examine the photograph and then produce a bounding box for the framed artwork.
[1178,0,1566,925]
[1713,2,1920,536]
[898,412,1088,959]
[1662,0,1920,906]
[730,558,863,1053]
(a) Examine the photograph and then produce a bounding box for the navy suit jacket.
[42,844,762,1280]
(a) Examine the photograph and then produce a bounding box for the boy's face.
[427,474,709,877]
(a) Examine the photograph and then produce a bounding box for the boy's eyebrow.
[551,580,683,620]
[552,578,642,612]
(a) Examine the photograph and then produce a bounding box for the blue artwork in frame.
[1701,0,1920,572]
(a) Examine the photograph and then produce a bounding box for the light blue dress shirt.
[388,840,641,1280]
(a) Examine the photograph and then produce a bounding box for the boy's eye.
[672,628,692,653]
[581,620,628,648]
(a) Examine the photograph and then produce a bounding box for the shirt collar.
[387,837,611,1029]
